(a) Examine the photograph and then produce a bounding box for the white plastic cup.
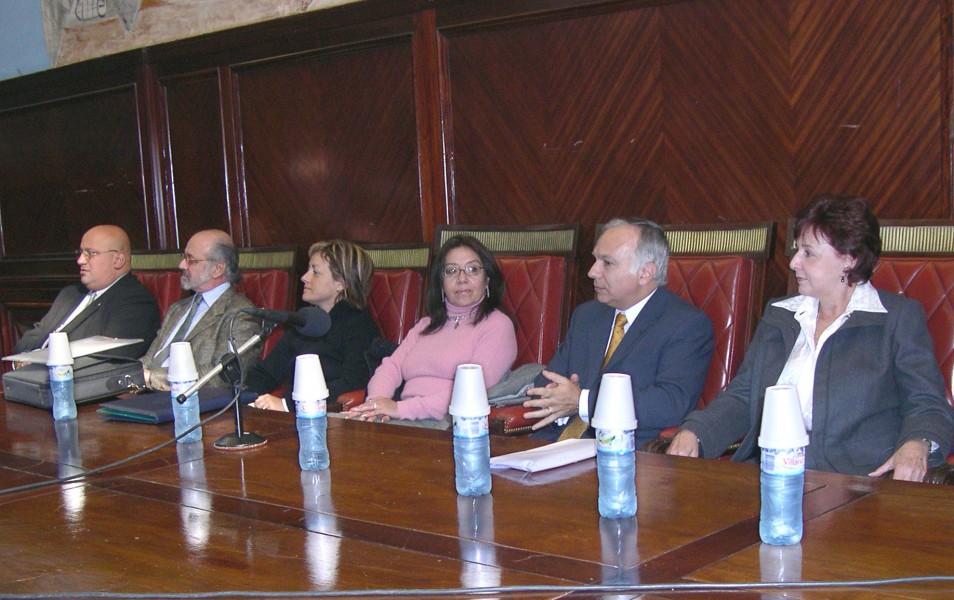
[590,373,638,430]
[758,385,809,449]
[168,341,199,383]
[292,354,329,402]
[46,332,74,366]
[448,364,490,418]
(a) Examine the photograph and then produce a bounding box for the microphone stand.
[175,315,274,451]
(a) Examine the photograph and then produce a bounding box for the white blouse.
[772,282,887,431]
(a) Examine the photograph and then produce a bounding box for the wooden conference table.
[0,398,951,599]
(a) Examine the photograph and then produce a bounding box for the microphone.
[241,306,331,338]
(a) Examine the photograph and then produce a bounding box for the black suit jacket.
[14,273,161,358]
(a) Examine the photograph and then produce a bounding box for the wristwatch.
[921,438,939,454]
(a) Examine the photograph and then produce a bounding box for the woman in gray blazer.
[669,194,954,482]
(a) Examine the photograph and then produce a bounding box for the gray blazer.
[682,289,954,475]
[140,287,261,390]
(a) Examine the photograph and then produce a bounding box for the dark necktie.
[153,294,201,365]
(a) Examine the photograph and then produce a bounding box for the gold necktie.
[558,313,628,440]
[602,313,628,369]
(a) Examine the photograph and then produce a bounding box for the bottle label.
[453,415,488,439]
[761,447,805,476]
[596,428,635,454]
[296,398,327,418]
[48,365,73,383]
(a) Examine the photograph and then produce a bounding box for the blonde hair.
[308,240,374,310]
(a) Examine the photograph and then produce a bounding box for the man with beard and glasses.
[140,230,260,391]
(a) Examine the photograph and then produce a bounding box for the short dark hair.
[423,235,505,334]
[794,194,881,285]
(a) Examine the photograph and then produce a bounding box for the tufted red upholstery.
[236,269,295,358]
[871,258,954,466]
[666,256,758,409]
[368,269,424,344]
[497,256,567,366]
[132,270,183,317]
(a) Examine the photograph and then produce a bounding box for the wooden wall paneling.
[219,66,250,246]
[0,86,150,257]
[159,69,234,247]
[136,65,167,250]
[443,7,666,304]
[235,41,423,249]
[412,9,452,238]
[790,0,948,219]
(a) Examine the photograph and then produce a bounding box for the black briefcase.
[2,356,145,409]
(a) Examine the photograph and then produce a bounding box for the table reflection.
[177,441,211,552]
[301,470,340,589]
[54,419,85,519]
[456,494,500,590]
[599,516,639,599]
[759,542,803,599]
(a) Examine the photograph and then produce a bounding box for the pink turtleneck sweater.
[366,301,517,420]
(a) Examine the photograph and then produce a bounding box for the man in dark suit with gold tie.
[13,225,160,358]
[140,230,261,391]
[525,218,715,447]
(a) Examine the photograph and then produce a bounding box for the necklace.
[454,314,468,329]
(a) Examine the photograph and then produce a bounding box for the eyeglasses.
[180,253,210,267]
[442,264,484,278]
[75,248,118,260]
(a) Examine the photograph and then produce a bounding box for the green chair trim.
[131,252,182,270]
[436,225,579,255]
[664,222,774,258]
[238,249,296,270]
[879,222,954,255]
[786,219,954,256]
[364,246,431,270]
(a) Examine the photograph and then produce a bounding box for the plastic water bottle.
[49,364,77,421]
[170,381,202,443]
[596,428,637,518]
[297,399,329,471]
[759,446,805,545]
[453,415,491,496]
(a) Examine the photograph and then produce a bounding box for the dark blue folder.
[97,389,253,424]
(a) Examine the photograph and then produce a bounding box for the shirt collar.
[89,272,127,301]
[196,281,231,307]
[772,281,887,316]
[618,287,657,327]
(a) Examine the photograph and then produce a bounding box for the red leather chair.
[645,222,774,450]
[433,224,580,435]
[363,244,430,344]
[861,221,954,470]
[234,247,299,359]
[131,251,184,317]
[335,243,430,411]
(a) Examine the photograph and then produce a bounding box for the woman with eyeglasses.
[345,235,517,427]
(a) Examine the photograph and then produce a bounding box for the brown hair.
[794,194,881,285]
[308,240,374,310]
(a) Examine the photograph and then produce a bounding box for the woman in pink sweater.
[345,235,517,425]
